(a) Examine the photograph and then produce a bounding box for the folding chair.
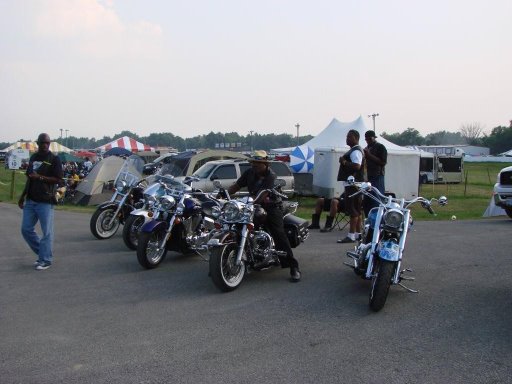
[327,195,350,231]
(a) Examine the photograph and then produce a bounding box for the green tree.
[381,128,424,146]
[481,126,512,155]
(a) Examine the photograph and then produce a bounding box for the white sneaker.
[35,263,51,271]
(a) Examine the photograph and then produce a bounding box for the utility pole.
[368,113,379,133]
[249,130,254,151]
[295,123,300,146]
[60,129,63,141]
[65,129,69,148]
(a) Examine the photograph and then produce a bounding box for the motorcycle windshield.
[147,164,191,192]
[114,155,145,187]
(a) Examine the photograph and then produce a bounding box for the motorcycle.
[122,164,177,250]
[343,176,448,311]
[90,156,146,239]
[208,180,309,292]
[136,175,223,269]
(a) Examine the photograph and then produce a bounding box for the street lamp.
[295,123,300,146]
[65,129,69,148]
[368,113,379,133]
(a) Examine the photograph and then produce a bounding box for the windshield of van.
[193,163,217,178]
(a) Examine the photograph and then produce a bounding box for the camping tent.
[57,152,84,163]
[103,147,133,157]
[72,156,143,205]
[2,141,72,153]
[95,136,154,153]
[282,117,421,199]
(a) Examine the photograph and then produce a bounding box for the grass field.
[1,162,511,220]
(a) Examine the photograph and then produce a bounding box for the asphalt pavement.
[1,202,511,384]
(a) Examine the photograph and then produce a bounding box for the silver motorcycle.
[344,176,447,311]
[90,157,146,239]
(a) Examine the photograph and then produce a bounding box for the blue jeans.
[21,199,54,265]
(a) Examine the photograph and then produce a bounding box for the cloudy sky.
[1,0,510,143]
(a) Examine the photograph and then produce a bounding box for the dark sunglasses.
[38,141,51,145]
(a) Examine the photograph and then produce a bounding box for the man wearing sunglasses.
[18,133,63,270]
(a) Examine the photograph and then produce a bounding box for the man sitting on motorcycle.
[227,150,301,282]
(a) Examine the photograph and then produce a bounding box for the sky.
[1,0,511,144]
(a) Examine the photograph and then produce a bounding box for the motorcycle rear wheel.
[137,229,168,269]
[90,206,121,239]
[369,259,395,312]
[122,214,145,250]
[505,208,512,219]
[209,243,245,292]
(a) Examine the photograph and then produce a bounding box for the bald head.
[37,133,51,154]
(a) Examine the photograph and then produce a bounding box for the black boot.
[320,215,334,232]
[308,213,320,229]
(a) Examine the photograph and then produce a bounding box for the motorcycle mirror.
[213,180,222,188]
[346,176,355,185]
[438,196,448,206]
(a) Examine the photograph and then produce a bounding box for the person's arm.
[227,182,241,195]
[364,146,386,166]
[343,150,362,171]
[18,179,29,209]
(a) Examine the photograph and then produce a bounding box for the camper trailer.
[419,152,463,184]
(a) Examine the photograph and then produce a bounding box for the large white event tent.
[273,116,421,199]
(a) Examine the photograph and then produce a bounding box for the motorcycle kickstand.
[398,268,418,293]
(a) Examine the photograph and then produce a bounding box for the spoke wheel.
[210,243,245,292]
[137,230,168,269]
[90,207,120,239]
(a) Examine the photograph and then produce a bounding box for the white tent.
[498,149,512,157]
[2,141,73,153]
[284,116,421,199]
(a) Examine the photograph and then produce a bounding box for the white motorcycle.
[344,176,447,311]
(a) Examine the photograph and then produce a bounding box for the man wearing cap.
[227,150,301,282]
[18,133,63,270]
[363,130,387,216]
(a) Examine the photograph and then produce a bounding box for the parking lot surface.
[1,202,511,384]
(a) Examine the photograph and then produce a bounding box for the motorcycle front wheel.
[137,229,168,269]
[369,259,396,312]
[90,206,121,239]
[209,243,245,292]
[122,215,145,250]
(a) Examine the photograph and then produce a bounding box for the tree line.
[380,123,512,155]
[2,123,511,155]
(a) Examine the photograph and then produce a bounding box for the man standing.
[227,150,301,282]
[337,130,365,244]
[18,133,63,270]
[363,130,387,216]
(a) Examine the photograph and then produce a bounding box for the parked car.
[177,159,295,195]
[493,165,512,218]
[142,150,247,177]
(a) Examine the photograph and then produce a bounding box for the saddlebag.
[284,214,309,248]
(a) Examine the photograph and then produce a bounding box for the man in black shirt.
[363,130,387,216]
[19,133,63,270]
[227,150,301,282]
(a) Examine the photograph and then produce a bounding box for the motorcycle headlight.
[115,179,128,192]
[223,201,242,222]
[383,209,403,229]
[159,195,176,211]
